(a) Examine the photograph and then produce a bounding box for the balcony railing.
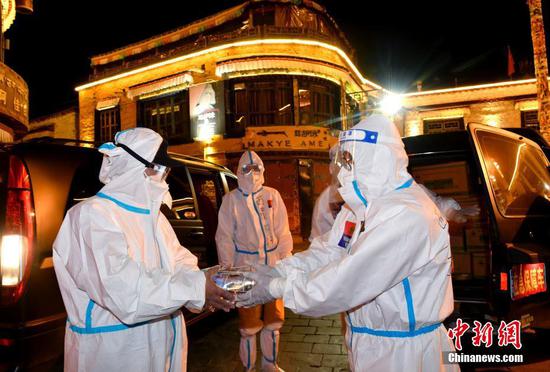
[90,25,356,81]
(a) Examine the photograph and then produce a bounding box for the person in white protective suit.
[237,115,459,372]
[215,150,293,372]
[53,128,234,372]
[309,146,478,242]
[309,144,342,242]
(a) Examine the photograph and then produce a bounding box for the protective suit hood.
[97,128,172,212]
[237,150,265,194]
[337,115,411,214]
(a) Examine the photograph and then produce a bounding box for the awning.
[91,2,248,66]
[127,73,194,99]
[215,57,348,85]
[96,97,120,111]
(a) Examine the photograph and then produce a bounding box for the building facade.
[401,79,544,137]
[23,107,78,141]
[76,0,383,240]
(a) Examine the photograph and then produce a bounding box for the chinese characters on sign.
[448,319,522,351]
[0,62,29,127]
[244,126,333,150]
[510,263,546,300]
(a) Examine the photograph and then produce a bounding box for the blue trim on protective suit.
[169,316,176,372]
[396,178,414,190]
[347,277,440,338]
[346,312,353,349]
[251,195,269,265]
[339,129,378,144]
[114,129,133,142]
[246,339,251,370]
[235,244,277,255]
[68,299,150,334]
[349,321,441,338]
[97,192,150,215]
[352,181,368,207]
[247,150,253,164]
[238,187,263,197]
[85,300,94,330]
[402,278,416,332]
[98,143,116,150]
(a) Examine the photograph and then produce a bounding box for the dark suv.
[0,139,237,371]
[404,124,550,335]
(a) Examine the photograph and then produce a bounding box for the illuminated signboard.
[189,82,225,141]
[510,263,547,300]
[244,126,333,151]
[0,62,29,129]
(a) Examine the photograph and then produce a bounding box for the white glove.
[448,205,480,223]
[235,266,279,308]
[251,262,281,278]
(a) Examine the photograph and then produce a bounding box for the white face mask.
[337,165,368,217]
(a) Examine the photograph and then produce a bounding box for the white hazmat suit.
[267,115,458,371]
[53,128,206,372]
[216,150,292,371]
[309,144,341,242]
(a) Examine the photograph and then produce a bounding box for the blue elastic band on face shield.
[339,129,378,144]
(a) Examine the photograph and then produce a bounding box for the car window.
[67,152,104,210]
[188,168,222,237]
[165,166,198,220]
[476,130,550,217]
[225,173,238,191]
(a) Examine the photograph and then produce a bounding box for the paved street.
[187,309,550,372]
[187,309,350,372]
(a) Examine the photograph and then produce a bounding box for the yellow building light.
[75,39,383,92]
[403,78,537,97]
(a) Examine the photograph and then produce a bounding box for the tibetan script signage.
[244,126,332,151]
[0,62,28,129]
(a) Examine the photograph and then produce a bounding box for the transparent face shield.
[241,163,264,176]
[144,163,171,182]
[335,128,379,173]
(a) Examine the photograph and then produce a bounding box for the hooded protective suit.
[268,115,458,372]
[53,128,206,372]
[309,144,341,242]
[215,150,292,371]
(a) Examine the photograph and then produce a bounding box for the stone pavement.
[187,309,350,372]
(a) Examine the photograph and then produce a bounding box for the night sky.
[4,0,550,119]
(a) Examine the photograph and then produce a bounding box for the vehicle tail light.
[0,156,34,305]
[510,263,547,300]
[500,272,508,291]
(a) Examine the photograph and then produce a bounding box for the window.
[228,77,293,133]
[188,168,222,239]
[95,107,120,143]
[164,166,197,220]
[298,78,341,129]
[226,76,342,135]
[252,7,275,26]
[476,130,550,217]
[224,174,238,191]
[423,117,465,134]
[521,110,539,130]
[138,91,191,144]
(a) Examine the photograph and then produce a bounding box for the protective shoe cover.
[270,115,458,372]
[53,128,206,372]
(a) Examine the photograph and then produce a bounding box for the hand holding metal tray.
[212,266,256,293]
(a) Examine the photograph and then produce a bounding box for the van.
[0,139,237,371]
[404,124,550,334]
